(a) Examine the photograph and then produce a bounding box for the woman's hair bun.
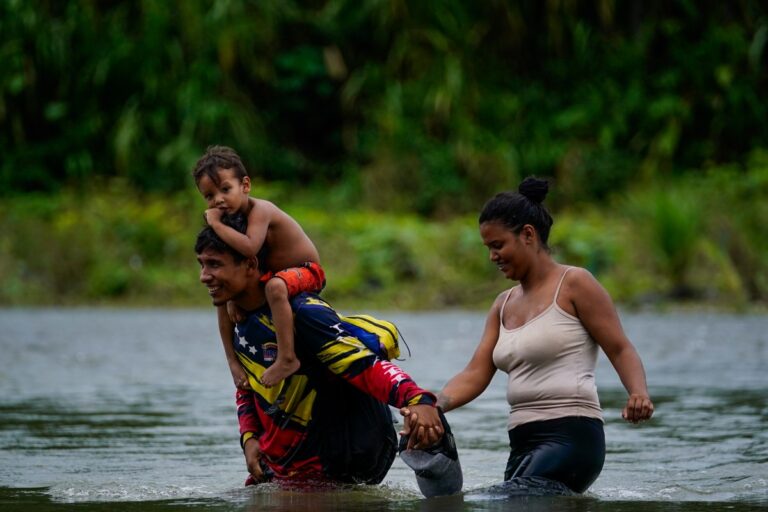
[518,176,549,204]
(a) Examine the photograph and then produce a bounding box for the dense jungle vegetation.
[1,1,767,309]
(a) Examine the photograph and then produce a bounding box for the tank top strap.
[499,287,515,324]
[552,266,573,304]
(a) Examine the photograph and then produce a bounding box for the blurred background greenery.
[1,0,766,309]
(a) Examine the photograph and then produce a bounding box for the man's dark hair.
[195,213,249,262]
[192,145,248,186]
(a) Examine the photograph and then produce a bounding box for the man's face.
[197,247,248,306]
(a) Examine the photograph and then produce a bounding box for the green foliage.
[293,208,496,309]
[630,187,703,297]
[551,209,621,277]
[0,182,202,305]
[2,1,767,216]
[1,162,767,308]
[0,182,494,308]
[620,161,768,304]
[698,152,768,303]
[2,1,767,308]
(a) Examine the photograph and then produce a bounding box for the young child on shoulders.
[192,145,325,388]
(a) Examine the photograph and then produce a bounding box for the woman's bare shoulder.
[491,286,517,309]
[561,266,609,304]
[564,266,601,288]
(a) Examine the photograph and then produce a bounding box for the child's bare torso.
[246,198,320,271]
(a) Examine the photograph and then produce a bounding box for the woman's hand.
[565,268,654,426]
[622,393,654,423]
[399,404,443,449]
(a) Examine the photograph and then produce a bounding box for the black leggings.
[504,416,605,493]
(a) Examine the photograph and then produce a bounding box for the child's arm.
[205,202,269,257]
[218,304,250,389]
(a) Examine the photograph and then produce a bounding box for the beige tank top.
[492,267,604,429]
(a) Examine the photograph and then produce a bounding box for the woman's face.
[480,221,529,281]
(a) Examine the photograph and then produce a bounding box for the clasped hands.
[243,404,445,483]
[399,404,444,450]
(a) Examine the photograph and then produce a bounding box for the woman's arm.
[568,268,654,423]
[437,293,504,412]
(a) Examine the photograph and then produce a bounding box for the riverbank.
[1,168,766,310]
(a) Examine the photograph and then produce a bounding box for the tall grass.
[635,188,703,298]
[1,164,766,309]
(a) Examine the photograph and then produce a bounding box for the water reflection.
[5,487,767,512]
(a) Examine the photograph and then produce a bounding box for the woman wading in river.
[435,177,654,493]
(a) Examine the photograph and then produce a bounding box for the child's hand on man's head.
[204,208,223,225]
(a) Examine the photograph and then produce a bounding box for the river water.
[0,308,766,511]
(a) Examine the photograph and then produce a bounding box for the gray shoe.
[399,408,463,498]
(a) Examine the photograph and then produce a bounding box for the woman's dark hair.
[192,145,248,186]
[479,176,554,249]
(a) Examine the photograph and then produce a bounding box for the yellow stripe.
[407,394,428,406]
[241,431,255,445]
[317,336,372,374]
[236,352,315,426]
[343,314,398,336]
[342,314,400,360]
[256,313,275,332]
[304,297,332,308]
[281,384,316,426]
[237,353,272,397]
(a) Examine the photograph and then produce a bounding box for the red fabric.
[260,262,325,296]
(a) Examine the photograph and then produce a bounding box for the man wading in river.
[195,214,451,485]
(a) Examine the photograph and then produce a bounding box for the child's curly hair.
[192,145,248,186]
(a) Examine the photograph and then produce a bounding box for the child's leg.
[260,277,300,387]
[218,304,250,389]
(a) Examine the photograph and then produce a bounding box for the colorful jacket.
[234,293,436,482]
